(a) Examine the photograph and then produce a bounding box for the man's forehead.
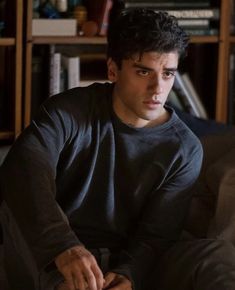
[129,51,179,65]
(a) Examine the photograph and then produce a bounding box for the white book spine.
[49,51,61,96]
[62,55,80,89]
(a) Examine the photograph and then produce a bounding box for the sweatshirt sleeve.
[110,138,203,289]
[0,101,82,270]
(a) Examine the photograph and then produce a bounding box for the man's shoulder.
[43,82,113,113]
[171,111,203,155]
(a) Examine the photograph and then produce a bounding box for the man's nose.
[149,77,163,95]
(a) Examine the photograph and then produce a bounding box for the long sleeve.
[0,102,82,269]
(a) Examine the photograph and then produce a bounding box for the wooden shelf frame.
[14,0,23,138]
[0,38,16,46]
[0,131,15,140]
[215,0,231,122]
[31,36,107,45]
[0,0,23,141]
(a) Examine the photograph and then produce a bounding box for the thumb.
[103,272,115,288]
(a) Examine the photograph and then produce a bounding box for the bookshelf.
[19,0,235,130]
[0,0,23,143]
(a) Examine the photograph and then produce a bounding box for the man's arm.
[1,103,79,264]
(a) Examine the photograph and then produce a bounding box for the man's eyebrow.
[164,67,178,72]
[132,63,177,71]
[133,63,153,71]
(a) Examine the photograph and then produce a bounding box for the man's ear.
[107,58,118,82]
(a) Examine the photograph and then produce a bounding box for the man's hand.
[55,245,104,290]
[103,272,132,290]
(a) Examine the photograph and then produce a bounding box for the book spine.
[177,19,209,28]
[49,49,61,96]
[173,72,200,118]
[68,57,80,89]
[166,9,219,19]
[99,0,113,36]
[124,2,210,8]
[61,55,80,90]
[184,28,218,36]
[181,73,208,119]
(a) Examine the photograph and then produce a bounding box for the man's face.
[107,51,179,128]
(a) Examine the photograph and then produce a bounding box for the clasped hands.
[55,245,132,290]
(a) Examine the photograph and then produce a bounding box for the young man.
[1,8,235,290]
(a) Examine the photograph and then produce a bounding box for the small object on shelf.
[73,5,87,30]
[86,0,113,36]
[81,21,98,36]
[32,18,77,36]
[55,0,68,13]
[39,1,60,18]
[68,0,83,12]
[33,0,40,18]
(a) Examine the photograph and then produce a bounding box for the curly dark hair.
[107,8,189,68]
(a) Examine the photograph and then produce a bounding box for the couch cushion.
[206,148,235,242]
[184,131,235,238]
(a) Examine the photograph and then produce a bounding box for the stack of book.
[169,71,208,119]
[49,46,80,96]
[123,0,219,36]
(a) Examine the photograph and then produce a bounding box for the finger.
[83,268,98,290]
[91,263,104,289]
[72,269,87,290]
[103,272,116,288]
[105,280,131,290]
[63,272,76,290]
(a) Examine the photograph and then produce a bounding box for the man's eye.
[137,70,149,76]
[163,71,176,79]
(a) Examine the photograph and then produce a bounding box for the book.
[165,9,219,20]
[49,46,61,96]
[173,72,205,118]
[177,19,209,28]
[184,28,218,36]
[86,0,113,36]
[32,19,77,36]
[123,1,210,8]
[168,89,185,111]
[61,54,80,90]
[181,73,208,119]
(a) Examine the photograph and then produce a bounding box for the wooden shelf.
[32,36,107,45]
[0,131,15,140]
[0,38,16,46]
[190,36,219,44]
[0,0,23,142]
[31,35,220,45]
